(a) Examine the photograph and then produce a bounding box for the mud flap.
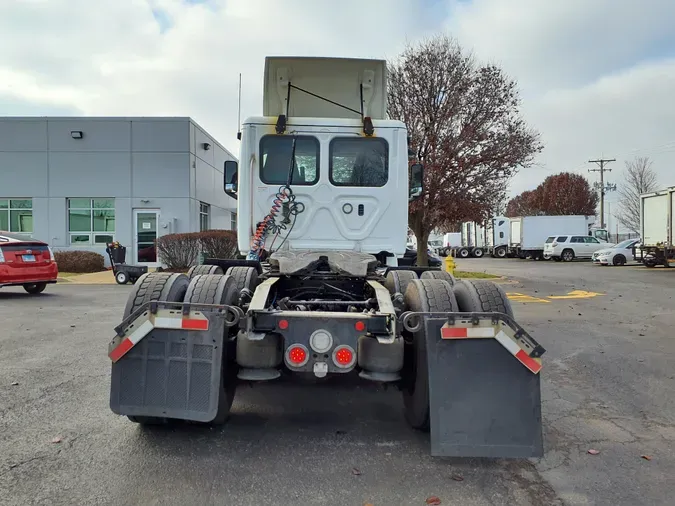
[109,311,226,423]
[424,317,543,458]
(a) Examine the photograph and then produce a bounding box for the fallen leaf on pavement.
[51,437,62,444]
[426,497,441,505]
[587,449,600,455]
[352,467,362,476]
[641,455,652,461]
[451,474,464,482]
[10,382,18,386]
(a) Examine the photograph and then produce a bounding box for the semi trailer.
[637,186,675,267]
[508,215,608,260]
[107,56,545,458]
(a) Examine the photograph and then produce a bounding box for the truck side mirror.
[409,163,424,201]
[224,160,238,199]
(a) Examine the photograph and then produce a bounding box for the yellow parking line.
[506,290,605,303]
[506,293,551,303]
[547,290,604,300]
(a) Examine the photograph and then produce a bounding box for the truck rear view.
[639,186,675,267]
[107,56,546,459]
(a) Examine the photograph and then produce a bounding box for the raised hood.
[263,56,387,120]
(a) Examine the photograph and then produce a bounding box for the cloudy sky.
[2,0,674,228]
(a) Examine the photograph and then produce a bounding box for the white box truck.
[638,186,675,267]
[508,215,608,260]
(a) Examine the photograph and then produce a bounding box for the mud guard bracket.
[424,316,544,458]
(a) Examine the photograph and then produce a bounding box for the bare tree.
[387,35,543,265]
[615,157,658,234]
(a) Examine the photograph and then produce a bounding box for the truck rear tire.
[420,270,455,286]
[384,270,417,296]
[457,248,470,259]
[402,279,459,431]
[123,272,190,425]
[472,248,484,258]
[187,264,224,279]
[184,274,238,424]
[226,266,259,304]
[452,279,514,318]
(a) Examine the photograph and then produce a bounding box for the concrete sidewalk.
[58,270,118,284]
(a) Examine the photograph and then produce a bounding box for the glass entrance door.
[133,209,159,266]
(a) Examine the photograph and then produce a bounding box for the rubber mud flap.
[424,316,544,458]
[110,312,226,424]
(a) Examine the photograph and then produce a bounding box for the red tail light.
[286,344,309,367]
[278,319,289,330]
[355,321,365,332]
[332,345,355,368]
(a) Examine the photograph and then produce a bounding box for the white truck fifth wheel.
[108,56,546,459]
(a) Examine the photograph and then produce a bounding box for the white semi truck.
[637,186,675,267]
[107,56,545,458]
[451,217,510,258]
[508,215,608,260]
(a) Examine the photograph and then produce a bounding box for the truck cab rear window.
[329,138,388,187]
[259,135,319,185]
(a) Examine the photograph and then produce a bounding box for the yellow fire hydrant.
[444,254,456,275]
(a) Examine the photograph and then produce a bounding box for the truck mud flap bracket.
[404,312,544,458]
[109,303,242,423]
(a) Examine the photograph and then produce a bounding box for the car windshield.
[613,239,635,249]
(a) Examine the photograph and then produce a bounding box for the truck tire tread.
[402,279,458,431]
[420,270,455,286]
[384,270,417,295]
[187,264,224,279]
[452,279,514,317]
[184,273,238,425]
[122,272,189,426]
[226,266,259,304]
[123,272,190,319]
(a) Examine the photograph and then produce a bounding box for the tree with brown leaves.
[505,172,598,217]
[387,35,543,265]
[615,156,658,233]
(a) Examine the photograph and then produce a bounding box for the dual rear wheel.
[388,269,514,431]
[121,267,259,426]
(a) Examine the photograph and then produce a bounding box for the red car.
[0,232,58,294]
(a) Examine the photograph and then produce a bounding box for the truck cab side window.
[259,135,319,185]
[329,137,388,187]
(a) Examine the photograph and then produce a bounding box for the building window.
[68,198,115,245]
[199,202,210,231]
[0,199,33,234]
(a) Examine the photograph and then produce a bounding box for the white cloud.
[1,0,674,207]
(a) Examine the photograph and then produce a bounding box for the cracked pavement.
[1,259,674,505]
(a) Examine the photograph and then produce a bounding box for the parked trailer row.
[442,215,609,261]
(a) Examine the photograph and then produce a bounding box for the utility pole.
[589,158,616,229]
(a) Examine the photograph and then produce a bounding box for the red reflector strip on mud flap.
[108,311,209,363]
[440,321,542,374]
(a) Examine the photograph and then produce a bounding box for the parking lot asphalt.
[1,259,674,506]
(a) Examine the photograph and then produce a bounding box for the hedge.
[155,230,238,270]
[54,250,106,273]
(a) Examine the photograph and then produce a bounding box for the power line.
[588,158,616,230]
